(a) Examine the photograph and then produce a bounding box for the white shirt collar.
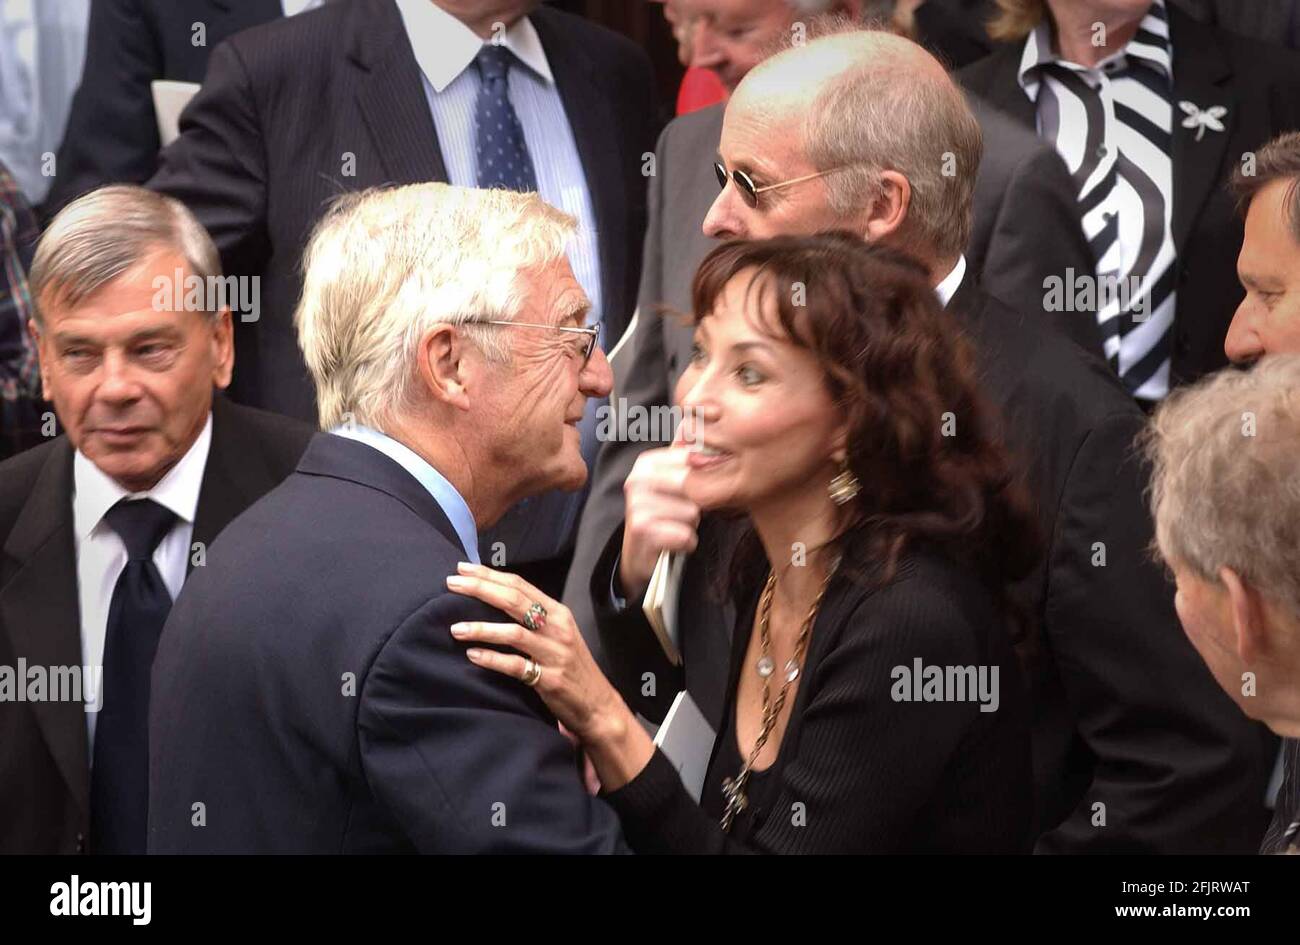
[73,412,213,543]
[393,0,553,94]
[934,255,967,309]
[281,0,326,18]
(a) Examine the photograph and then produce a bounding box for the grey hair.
[1144,355,1300,617]
[798,24,983,260]
[294,183,578,431]
[28,184,222,324]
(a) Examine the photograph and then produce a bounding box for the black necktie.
[90,498,177,855]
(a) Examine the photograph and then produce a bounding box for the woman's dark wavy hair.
[688,233,1041,632]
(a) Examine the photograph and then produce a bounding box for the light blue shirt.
[330,423,480,565]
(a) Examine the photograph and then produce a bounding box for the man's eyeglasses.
[714,161,843,208]
[479,320,600,365]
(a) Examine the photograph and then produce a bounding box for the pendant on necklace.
[784,658,800,683]
[755,655,775,678]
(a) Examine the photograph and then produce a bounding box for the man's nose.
[580,344,614,400]
[1224,300,1264,364]
[702,183,741,239]
[95,349,143,404]
[690,21,725,70]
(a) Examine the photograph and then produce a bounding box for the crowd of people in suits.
[1,0,1299,855]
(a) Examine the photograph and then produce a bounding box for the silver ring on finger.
[521,658,543,687]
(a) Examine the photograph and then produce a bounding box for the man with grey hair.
[574,25,1273,853]
[147,183,628,853]
[1146,355,1300,853]
[0,185,313,854]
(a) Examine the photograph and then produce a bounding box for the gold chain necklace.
[721,562,837,832]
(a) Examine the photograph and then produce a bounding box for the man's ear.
[211,308,234,389]
[862,170,911,244]
[27,317,51,400]
[416,324,472,410]
[1221,566,1269,663]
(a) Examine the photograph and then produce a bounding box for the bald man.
[571,23,1273,854]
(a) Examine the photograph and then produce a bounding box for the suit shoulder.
[214,0,348,71]
[956,44,1020,94]
[965,292,1141,427]
[214,400,315,468]
[837,550,1000,662]
[0,440,65,535]
[532,6,650,70]
[659,104,724,151]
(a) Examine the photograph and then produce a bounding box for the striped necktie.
[1031,2,1177,401]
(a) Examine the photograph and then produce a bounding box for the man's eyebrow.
[1240,272,1283,291]
[52,332,99,347]
[556,296,590,326]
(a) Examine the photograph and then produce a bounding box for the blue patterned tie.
[473,45,539,192]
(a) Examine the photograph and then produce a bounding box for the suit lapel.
[0,441,90,816]
[531,7,626,336]
[1167,7,1235,256]
[349,0,449,186]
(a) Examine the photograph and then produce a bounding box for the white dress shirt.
[73,414,212,751]
[281,0,326,17]
[935,255,967,309]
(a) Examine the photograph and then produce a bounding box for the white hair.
[1145,354,1300,618]
[294,183,577,431]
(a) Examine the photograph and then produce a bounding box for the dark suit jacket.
[564,97,1093,687]
[147,0,658,421]
[1175,0,1300,49]
[959,4,1300,388]
[584,276,1275,853]
[914,0,998,69]
[599,541,1033,854]
[147,432,628,854]
[1262,738,1300,853]
[45,0,285,218]
[0,395,312,854]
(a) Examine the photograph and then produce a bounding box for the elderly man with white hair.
[1146,354,1300,854]
[147,182,628,853]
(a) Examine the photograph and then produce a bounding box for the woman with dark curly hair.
[446,234,1041,853]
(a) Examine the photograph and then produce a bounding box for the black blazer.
[147,432,628,853]
[0,395,313,854]
[959,4,1300,388]
[147,0,659,421]
[591,278,1275,853]
[600,539,1033,854]
[46,0,285,218]
[914,0,998,69]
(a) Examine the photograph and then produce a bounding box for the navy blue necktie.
[473,44,538,192]
[90,498,176,855]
